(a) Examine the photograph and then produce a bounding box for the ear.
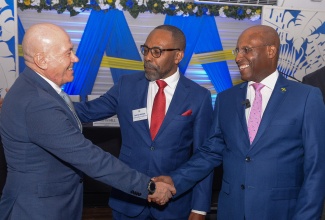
[267,45,277,59]
[174,50,184,65]
[33,52,48,70]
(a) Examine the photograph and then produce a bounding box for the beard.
[144,62,160,81]
[144,61,173,81]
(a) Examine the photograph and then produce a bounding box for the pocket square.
[181,110,192,116]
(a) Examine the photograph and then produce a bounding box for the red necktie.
[150,80,167,140]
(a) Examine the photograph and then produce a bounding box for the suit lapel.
[236,82,250,144]
[157,75,189,138]
[250,75,289,148]
[129,76,152,144]
[23,67,81,129]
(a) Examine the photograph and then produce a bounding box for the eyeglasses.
[232,45,269,56]
[140,45,180,58]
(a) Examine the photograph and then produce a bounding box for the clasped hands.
[147,176,175,206]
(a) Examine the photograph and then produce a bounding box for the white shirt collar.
[36,72,62,94]
[149,68,180,88]
[248,70,279,90]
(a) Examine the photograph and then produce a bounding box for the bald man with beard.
[0,23,175,220]
[154,25,325,220]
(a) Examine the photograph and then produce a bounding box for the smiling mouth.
[239,64,249,70]
[67,67,73,71]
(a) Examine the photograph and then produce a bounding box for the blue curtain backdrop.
[164,16,203,74]
[164,15,232,93]
[18,16,26,73]
[65,11,233,98]
[105,11,142,83]
[65,9,141,98]
[196,17,232,92]
[64,10,115,97]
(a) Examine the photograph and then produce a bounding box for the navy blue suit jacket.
[75,72,213,219]
[171,75,325,220]
[0,68,150,220]
[302,66,325,103]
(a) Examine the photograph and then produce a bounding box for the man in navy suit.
[0,23,175,220]
[302,66,325,103]
[75,25,213,220]
[153,25,325,220]
[0,98,5,194]
[0,134,5,196]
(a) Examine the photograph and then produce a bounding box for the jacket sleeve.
[293,87,325,219]
[74,80,120,123]
[190,90,214,212]
[26,95,151,199]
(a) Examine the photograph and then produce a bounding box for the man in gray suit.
[0,23,174,220]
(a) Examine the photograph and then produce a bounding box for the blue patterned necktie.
[60,90,82,132]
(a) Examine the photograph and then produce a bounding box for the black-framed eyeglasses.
[232,45,269,56]
[140,45,180,58]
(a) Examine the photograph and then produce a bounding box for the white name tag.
[132,108,148,122]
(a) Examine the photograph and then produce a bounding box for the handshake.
[147,176,175,206]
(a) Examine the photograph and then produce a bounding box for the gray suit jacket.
[0,67,150,220]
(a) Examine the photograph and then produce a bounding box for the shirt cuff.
[191,210,207,215]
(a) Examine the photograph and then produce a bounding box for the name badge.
[132,108,148,122]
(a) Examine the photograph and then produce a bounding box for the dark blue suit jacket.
[171,75,325,220]
[75,72,213,219]
[302,66,325,103]
[0,67,150,220]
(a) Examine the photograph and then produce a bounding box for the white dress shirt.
[245,70,279,122]
[147,69,180,127]
[36,72,62,94]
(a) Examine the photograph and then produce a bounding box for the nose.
[71,51,79,63]
[143,52,153,62]
[235,52,243,64]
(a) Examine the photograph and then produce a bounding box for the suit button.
[150,146,155,150]
[245,157,251,162]
[79,178,83,183]
[241,184,245,190]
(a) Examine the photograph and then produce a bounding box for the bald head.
[241,25,280,58]
[22,23,69,67]
[235,25,280,82]
[244,25,279,43]
[22,23,78,87]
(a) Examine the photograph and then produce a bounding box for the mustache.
[144,61,156,69]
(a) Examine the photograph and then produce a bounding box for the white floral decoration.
[115,0,124,10]
[250,13,260,21]
[99,3,110,9]
[193,6,198,13]
[176,10,183,16]
[30,0,40,6]
[219,7,226,18]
